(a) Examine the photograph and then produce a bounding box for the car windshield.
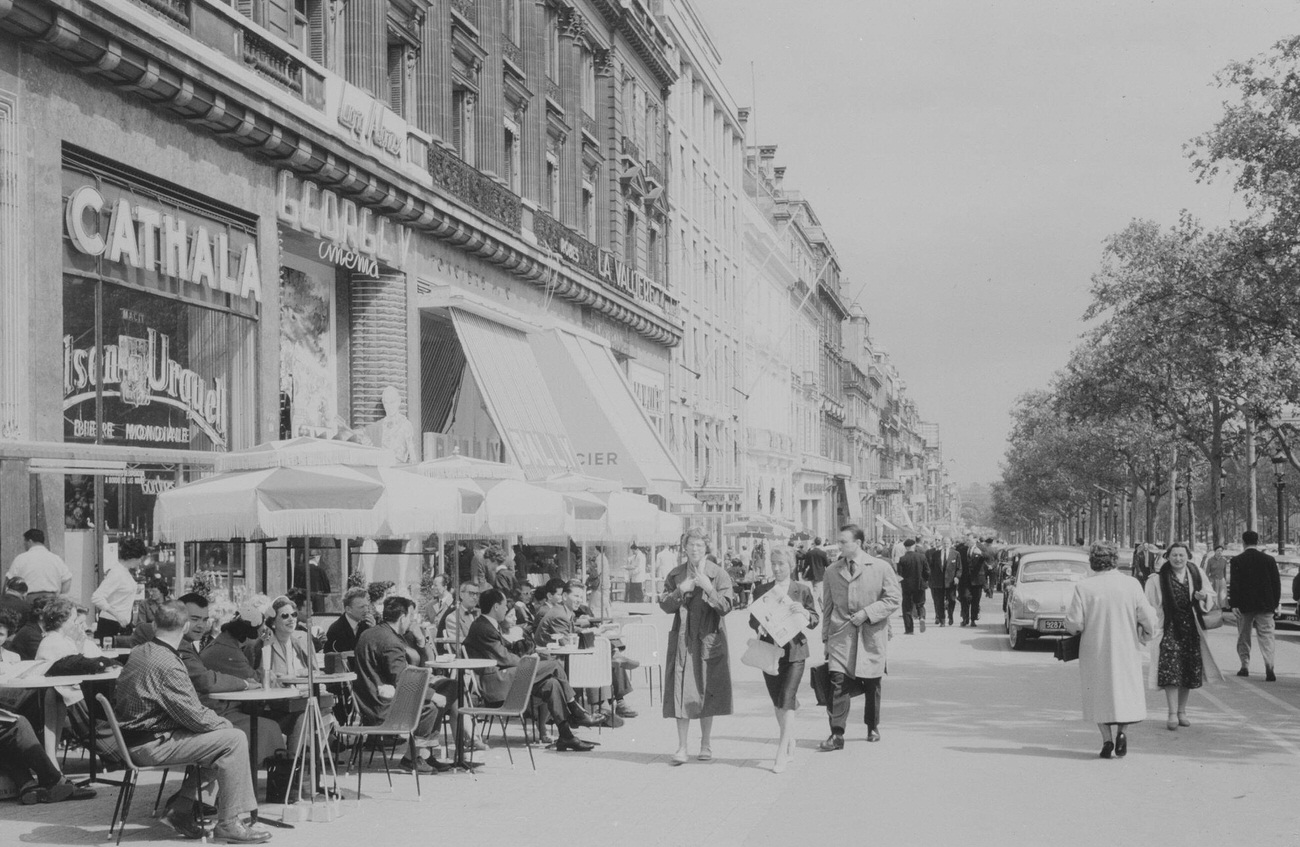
[1020,559,1089,583]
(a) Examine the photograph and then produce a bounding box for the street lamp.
[1273,452,1287,555]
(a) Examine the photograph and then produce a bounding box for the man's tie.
[849,562,857,578]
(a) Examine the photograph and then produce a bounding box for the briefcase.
[809,662,833,706]
[1053,634,1081,662]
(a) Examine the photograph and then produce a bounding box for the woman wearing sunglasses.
[254,595,324,750]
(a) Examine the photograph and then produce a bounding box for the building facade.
[0,0,693,605]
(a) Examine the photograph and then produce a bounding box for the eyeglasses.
[277,612,297,620]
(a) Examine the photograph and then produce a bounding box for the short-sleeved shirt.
[1204,554,1229,581]
[8,545,72,594]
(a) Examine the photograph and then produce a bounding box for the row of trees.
[994,36,1300,549]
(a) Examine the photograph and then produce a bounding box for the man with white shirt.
[8,530,72,601]
[654,545,678,596]
[92,537,144,640]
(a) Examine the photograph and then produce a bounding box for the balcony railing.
[129,0,190,28]
[581,111,598,140]
[501,38,523,69]
[427,143,522,232]
[242,29,303,94]
[620,135,641,163]
[450,0,479,27]
[533,209,600,278]
[644,157,663,186]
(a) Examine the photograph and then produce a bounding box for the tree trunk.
[1209,397,1223,549]
[1247,415,1258,532]
[1186,464,1197,552]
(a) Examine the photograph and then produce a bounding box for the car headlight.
[1025,598,1040,613]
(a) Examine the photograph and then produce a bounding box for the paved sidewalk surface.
[1,602,1296,847]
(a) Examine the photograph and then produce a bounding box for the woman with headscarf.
[660,526,734,765]
[1064,542,1158,758]
[1145,541,1223,730]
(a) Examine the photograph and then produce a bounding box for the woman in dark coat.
[660,526,734,765]
[749,546,818,773]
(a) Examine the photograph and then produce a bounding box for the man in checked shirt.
[113,601,270,843]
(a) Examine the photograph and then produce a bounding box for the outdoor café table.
[0,669,122,782]
[209,687,303,797]
[534,644,594,675]
[101,647,132,660]
[426,657,496,769]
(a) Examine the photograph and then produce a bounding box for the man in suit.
[353,596,455,774]
[793,532,830,600]
[896,539,929,634]
[1228,530,1281,681]
[1132,542,1160,587]
[927,537,960,626]
[324,587,373,654]
[957,533,986,627]
[462,588,603,752]
[818,524,901,749]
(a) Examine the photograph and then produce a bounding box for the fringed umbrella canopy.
[409,455,524,481]
[215,436,396,472]
[538,471,622,494]
[475,479,605,539]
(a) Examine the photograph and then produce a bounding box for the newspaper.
[748,589,810,648]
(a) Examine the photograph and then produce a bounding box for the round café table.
[426,657,496,769]
[209,688,303,797]
[0,670,121,766]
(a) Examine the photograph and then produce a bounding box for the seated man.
[353,596,456,775]
[531,578,569,645]
[560,583,638,722]
[435,582,480,644]
[0,707,96,804]
[113,601,269,843]
[462,589,603,752]
[10,595,51,660]
[324,588,373,654]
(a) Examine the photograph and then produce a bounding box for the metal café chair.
[334,666,431,799]
[459,654,541,771]
[96,694,207,845]
[566,635,614,730]
[617,622,662,705]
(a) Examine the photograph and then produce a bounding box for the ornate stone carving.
[427,142,523,231]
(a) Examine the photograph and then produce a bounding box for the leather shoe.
[818,734,844,752]
[555,736,596,752]
[160,807,206,840]
[867,729,881,742]
[1114,730,1127,758]
[168,792,217,817]
[400,755,435,775]
[614,702,638,718]
[1266,668,1277,682]
[570,708,606,728]
[1099,741,1114,759]
[1237,667,1249,677]
[212,818,271,844]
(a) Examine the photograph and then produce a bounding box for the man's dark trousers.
[827,672,881,734]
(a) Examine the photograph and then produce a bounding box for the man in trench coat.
[819,524,902,750]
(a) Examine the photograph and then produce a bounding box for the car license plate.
[1039,618,1065,631]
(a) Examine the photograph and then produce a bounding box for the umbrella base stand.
[278,697,343,823]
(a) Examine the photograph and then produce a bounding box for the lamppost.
[1100,495,1110,541]
[1273,452,1287,555]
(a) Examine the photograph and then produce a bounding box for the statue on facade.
[364,385,420,463]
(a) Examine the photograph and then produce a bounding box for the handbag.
[1054,634,1081,662]
[1198,594,1223,630]
[740,638,783,675]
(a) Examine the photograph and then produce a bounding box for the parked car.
[1274,554,1300,629]
[1003,548,1091,650]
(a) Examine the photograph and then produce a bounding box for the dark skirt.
[762,657,806,710]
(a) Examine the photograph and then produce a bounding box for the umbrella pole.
[226,542,233,603]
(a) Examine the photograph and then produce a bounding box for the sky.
[696,0,1300,486]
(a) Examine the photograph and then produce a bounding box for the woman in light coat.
[660,526,734,765]
[1145,542,1223,730]
[1065,542,1158,758]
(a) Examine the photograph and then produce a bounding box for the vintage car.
[1274,554,1300,629]
[1004,547,1091,650]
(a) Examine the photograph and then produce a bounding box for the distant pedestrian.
[896,539,929,634]
[1064,542,1158,759]
[660,526,734,765]
[1145,542,1222,730]
[818,524,901,750]
[1132,542,1159,587]
[1202,544,1229,606]
[957,533,986,626]
[748,547,817,773]
[1228,530,1281,681]
[927,537,960,626]
[792,533,829,597]
[7,529,72,601]
[91,537,145,640]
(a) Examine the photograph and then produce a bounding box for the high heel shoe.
[1099,741,1114,759]
[1114,731,1127,758]
[1177,713,1190,727]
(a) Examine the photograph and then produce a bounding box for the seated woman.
[254,595,331,750]
[200,610,287,756]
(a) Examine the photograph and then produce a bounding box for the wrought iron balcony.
[427,143,523,232]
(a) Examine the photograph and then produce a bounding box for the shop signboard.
[277,170,413,274]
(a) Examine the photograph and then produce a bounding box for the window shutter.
[307,0,325,64]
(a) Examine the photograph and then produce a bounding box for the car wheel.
[1010,624,1028,650]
